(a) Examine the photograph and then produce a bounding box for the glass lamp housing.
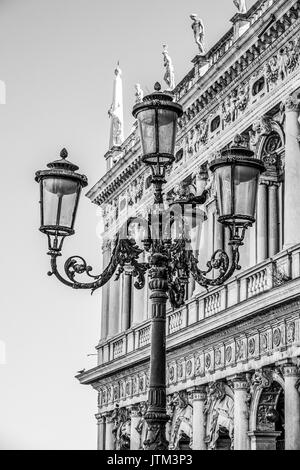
[209,146,265,227]
[35,149,88,250]
[132,83,183,178]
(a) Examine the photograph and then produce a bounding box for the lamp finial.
[60,148,68,160]
[154,82,161,92]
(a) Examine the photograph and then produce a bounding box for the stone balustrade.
[112,338,124,360]
[249,0,275,25]
[138,325,151,348]
[97,244,300,366]
[168,310,183,334]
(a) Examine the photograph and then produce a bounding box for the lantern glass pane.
[60,189,80,228]
[42,177,79,228]
[158,109,177,155]
[234,165,259,218]
[138,109,156,155]
[214,166,232,216]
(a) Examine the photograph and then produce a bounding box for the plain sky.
[0,0,257,450]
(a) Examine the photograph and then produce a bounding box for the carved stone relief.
[167,391,193,450]
[204,382,234,450]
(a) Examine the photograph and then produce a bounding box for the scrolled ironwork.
[47,229,242,304]
[47,236,148,294]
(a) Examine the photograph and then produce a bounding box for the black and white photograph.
[1,0,300,455]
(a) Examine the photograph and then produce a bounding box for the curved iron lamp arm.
[167,238,241,307]
[189,244,241,288]
[48,237,148,294]
[46,216,242,307]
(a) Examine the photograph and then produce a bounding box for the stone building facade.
[77,0,300,450]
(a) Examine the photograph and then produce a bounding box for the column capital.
[285,94,300,113]
[103,410,114,424]
[259,179,269,186]
[231,373,249,390]
[188,385,207,401]
[124,263,135,275]
[95,413,106,424]
[281,361,300,377]
[128,405,141,418]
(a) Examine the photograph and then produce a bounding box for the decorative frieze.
[94,304,300,407]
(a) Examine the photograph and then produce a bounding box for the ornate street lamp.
[132,82,183,204]
[210,145,265,244]
[35,148,88,252]
[35,85,265,450]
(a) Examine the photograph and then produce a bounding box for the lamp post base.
[144,412,169,450]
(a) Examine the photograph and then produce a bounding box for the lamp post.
[35,84,265,450]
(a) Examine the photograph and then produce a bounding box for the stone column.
[96,413,106,450]
[122,270,132,331]
[108,238,120,337]
[268,182,280,257]
[130,406,141,450]
[257,181,268,262]
[101,241,111,340]
[104,412,115,450]
[132,286,146,325]
[224,225,233,264]
[108,278,120,336]
[132,253,147,325]
[188,276,196,299]
[214,213,224,251]
[284,94,300,249]
[191,386,207,450]
[233,374,250,450]
[282,362,300,450]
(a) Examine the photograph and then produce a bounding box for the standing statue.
[135,83,144,103]
[162,45,175,91]
[190,14,205,56]
[204,382,234,450]
[233,0,247,14]
[168,392,193,450]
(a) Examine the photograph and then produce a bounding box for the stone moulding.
[92,302,300,413]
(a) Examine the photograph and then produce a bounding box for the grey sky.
[0,0,256,450]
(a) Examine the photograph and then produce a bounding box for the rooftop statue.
[135,83,144,103]
[233,0,247,14]
[108,63,124,148]
[190,14,205,56]
[162,44,175,91]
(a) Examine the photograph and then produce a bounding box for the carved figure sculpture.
[190,15,205,55]
[168,392,193,449]
[205,382,234,450]
[112,407,131,450]
[162,45,175,91]
[135,83,144,103]
[136,402,148,450]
